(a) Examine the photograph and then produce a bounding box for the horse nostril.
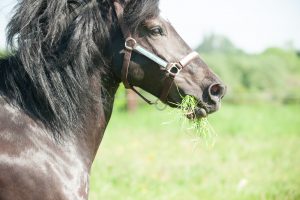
[208,83,226,103]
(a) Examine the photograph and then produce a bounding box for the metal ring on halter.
[154,99,168,111]
[125,37,137,51]
[167,63,182,76]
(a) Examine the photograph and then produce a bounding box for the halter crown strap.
[113,1,131,88]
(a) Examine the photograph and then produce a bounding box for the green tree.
[197,34,242,54]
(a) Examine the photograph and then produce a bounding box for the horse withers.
[0,0,225,199]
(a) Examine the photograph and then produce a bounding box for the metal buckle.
[154,99,167,111]
[125,37,137,50]
[167,63,182,76]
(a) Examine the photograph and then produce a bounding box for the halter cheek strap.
[113,1,199,104]
[114,1,155,104]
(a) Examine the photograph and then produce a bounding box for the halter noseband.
[113,1,199,104]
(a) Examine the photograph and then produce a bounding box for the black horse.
[0,0,225,199]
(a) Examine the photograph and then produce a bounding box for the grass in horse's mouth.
[176,95,215,142]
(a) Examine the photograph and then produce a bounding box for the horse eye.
[150,27,163,36]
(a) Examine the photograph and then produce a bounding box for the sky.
[0,0,299,53]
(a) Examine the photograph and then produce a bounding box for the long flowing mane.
[0,0,159,138]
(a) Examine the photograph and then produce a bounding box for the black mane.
[0,0,159,138]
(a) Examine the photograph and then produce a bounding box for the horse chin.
[185,107,207,120]
[166,96,208,120]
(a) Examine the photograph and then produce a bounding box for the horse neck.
[0,55,120,169]
[73,71,119,168]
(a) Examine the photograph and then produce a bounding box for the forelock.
[123,0,160,32]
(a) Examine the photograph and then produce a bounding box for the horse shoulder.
[0,101,88,200]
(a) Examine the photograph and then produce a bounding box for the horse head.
[111,0,226,118]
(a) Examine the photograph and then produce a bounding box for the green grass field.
[89,103,300,200]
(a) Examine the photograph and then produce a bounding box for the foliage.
[0,50,8,58]
[197,35,300,103]
[197,34,244,54]
[90,104,300,200]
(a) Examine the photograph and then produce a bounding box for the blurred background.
[1,0,299,200]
